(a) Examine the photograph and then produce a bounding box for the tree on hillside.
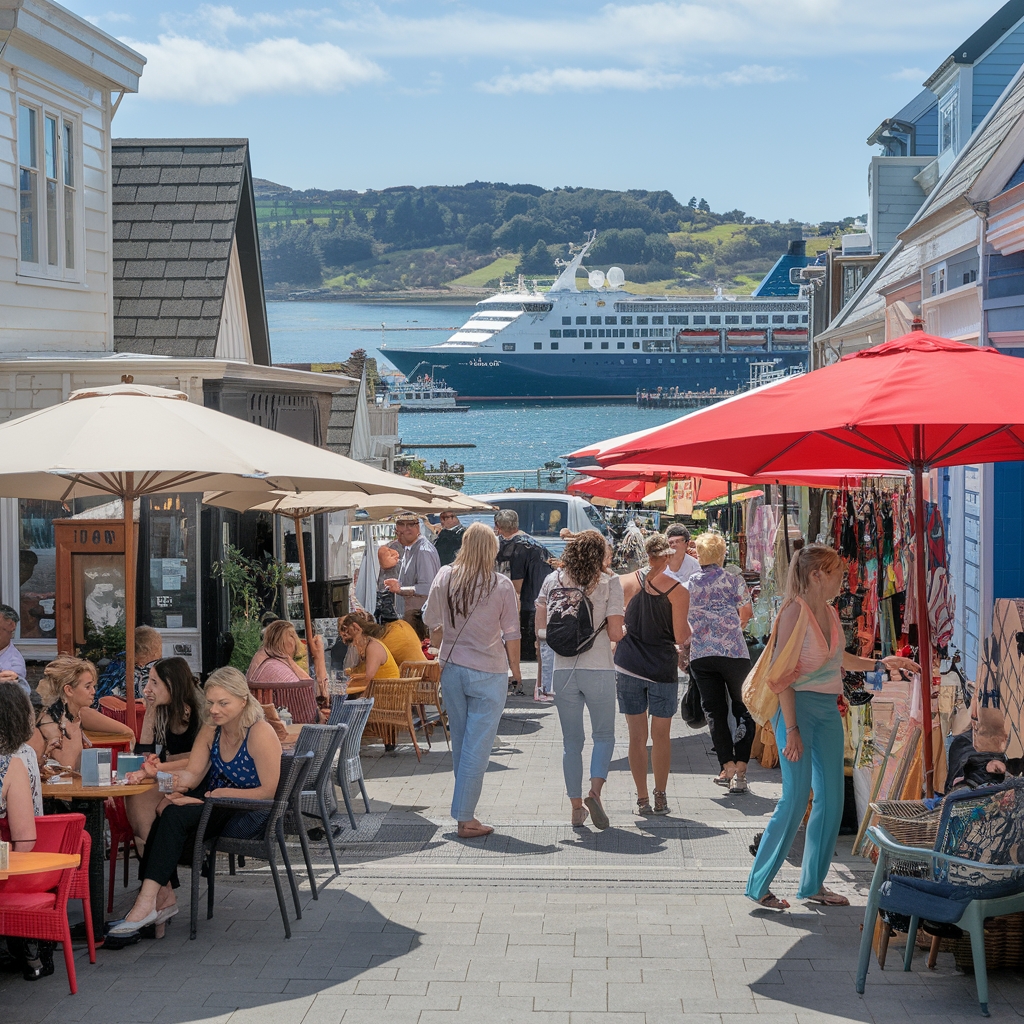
[697,198,711,213]
[518,240,554,275]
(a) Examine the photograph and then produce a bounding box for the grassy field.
[448,256,520,287]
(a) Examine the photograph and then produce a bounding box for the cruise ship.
[380,234,810,400]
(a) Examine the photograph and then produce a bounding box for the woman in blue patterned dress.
[110,666,282,937]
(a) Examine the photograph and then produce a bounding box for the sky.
[71,1,1003,223]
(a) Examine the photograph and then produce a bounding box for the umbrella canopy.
[567,475,660,503]
[587,331,1024,795]
[0,382,435,733]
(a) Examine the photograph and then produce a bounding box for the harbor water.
[268,300,682,490]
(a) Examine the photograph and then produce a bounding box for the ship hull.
[382,348,808,400]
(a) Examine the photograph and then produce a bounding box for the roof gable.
[111,139,270,365]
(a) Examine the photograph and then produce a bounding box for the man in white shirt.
[0,604,30,696]
[664,524,701,585]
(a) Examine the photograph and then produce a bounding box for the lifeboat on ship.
[771,328,809,348]
[675,329,721,350]
[726,329,768,349]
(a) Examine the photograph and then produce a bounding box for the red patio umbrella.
[567,475,661,503]
[590,331,1024,795]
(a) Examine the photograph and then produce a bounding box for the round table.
[42,779,156,938]
[0,851,80,881]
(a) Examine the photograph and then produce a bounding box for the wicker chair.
[247,677,319,724]
[328,697,374,829]
[400,660,449,749]
[289,723,348,874]
[69,830,96,963]
[104,797,139,912]
[365,678,422,761]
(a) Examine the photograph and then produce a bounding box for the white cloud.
[123,34,384,104]
[478,63,793,94]
[889,67,929,82]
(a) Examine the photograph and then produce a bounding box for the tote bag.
[741,599,811,726]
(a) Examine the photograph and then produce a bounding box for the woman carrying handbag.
[744,545,919,911]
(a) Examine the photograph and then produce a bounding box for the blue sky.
[74,1,997,223]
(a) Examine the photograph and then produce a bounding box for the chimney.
[787,239,806,258]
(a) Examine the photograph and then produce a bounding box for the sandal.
[636,796,653,816]
[805,887,850,907]
[571,806,589,827]
[756,892,790,911]
[652,790,669,815]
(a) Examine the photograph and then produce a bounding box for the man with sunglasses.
[433,511,465,567]
[0,604,29,696]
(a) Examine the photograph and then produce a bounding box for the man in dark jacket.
[433,511,465,566]
[494,509,553,663]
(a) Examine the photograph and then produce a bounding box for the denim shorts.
[615,672,679,719]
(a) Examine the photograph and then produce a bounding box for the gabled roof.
[924,0,1024,89]
[111,139,271,365]
[867,89,938,146]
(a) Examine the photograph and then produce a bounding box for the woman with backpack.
[423,523,521,839]
[536,532,624,830]
[615,533,691,816]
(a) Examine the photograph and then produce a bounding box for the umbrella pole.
[123,477,137,738]
[911,456,935,797]
[293,515,317,695]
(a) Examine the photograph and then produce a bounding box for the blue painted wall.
[914,103,939,156]
[973,20,1024,131]
[993,461,1024,599]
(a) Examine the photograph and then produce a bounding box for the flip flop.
[805,887,850,906]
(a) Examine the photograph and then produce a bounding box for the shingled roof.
[111,138,270,364]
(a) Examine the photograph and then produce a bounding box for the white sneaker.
[729,773,748,794]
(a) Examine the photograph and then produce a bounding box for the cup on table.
[329,669,349,698]
[157,771,175,794]
[118,754,145,776]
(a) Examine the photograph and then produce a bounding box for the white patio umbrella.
[201,488,494,649]
[0,382,436,732]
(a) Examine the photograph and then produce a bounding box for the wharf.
[636,388,737,409]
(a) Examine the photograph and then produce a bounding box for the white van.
[456,491,606,557]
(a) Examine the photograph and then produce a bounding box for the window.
[930,265,946,296]
[652,316,664,325]
[772,314,784,324]
[741,315,752,324]
[502,342,516,351]
[534,342,542,350]
[562,316,571,325]
[787,314,799,323]
[18,102,77,276]
[604,316,617,324]
[801,315,808,323]
[563,329,577,337]
[963,268,978,285]
[620,316,633,325]
[551,342,559,350]
[725,315,739,325]
[755,314,768,324]
[617,342,625,349]
[709,316,721,325]
[637,316,648,325]
[549,329,562,338]
[939,88,959,154]
[590,316,601,325]
[632,342,640,349]
[601,341,609,349]
[668,315,688,325]
[693,315,706,325]
[841,265,868,306]
[584,342,592,350]
[576,316,587,325]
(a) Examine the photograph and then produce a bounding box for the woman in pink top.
[246,620,327,719]
[423,523,521,839]
[747,545,919,911]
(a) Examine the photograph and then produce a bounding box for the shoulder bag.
[741,598,812,726]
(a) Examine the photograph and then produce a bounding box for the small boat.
[383,377,469,413]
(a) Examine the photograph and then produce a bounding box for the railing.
[368,405,399,438]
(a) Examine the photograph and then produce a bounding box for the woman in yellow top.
[381,618,426,666]
[339,611,400,689]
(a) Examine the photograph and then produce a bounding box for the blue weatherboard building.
[380,234,809,400]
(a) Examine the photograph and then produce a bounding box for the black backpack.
[545,573,607,658]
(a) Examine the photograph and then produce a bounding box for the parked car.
[448,492,606,558]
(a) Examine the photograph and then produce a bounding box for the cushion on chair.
[879,875,1024,924]
[0,891,58,911]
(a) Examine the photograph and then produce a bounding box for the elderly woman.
[338,610,401,690]
[615,533,690,816]
[29,656,135,770]
[685,532,755,793]
[110,666,282,937]
[423,522,521,838]
[247,619,327,715]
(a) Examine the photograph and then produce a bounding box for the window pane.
[20,168,38,262]
[62,121,74,186]
[44,115,57,179]
[19,499,72,640]
[18,105,36,168]
[46,178,58,265]
[64,185,75,268]
[145,494,198,629]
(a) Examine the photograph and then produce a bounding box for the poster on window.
[666,477,699,516]
[327,511,349,580]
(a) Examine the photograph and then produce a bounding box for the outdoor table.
[42,779,156,938]
[0,851,80,882]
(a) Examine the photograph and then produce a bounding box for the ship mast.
[550,231,596,293]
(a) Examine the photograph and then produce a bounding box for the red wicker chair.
[68,830,96,963]
[247,677,319,724]
[0,813,86,994]
[97,696,143,742]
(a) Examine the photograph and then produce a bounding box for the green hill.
[253,179,859,297]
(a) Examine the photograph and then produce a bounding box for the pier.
[635,387,737,409]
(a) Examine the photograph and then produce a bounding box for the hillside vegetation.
[254,179,859,297]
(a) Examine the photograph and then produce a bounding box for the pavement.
[2,663,1023,1024]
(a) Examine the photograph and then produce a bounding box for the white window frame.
[16,91,82,284]
[939,87,959,155]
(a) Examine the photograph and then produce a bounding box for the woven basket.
[953,912,1024,972]
[865,800,942,867]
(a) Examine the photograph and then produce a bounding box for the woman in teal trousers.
[746,545,919,910]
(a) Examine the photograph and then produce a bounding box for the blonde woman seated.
[338,611,400,691]
[246,619,328,703]
[29,656,135,771]
[110,667,282,937]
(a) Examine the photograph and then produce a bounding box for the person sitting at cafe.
[372,587,428,666]
[95,625,165,702]
[124,657,204,853]
[0,604,30,696]
[109,666,282,937]
[246,619,328,703]
[338,611,400,690]
[29,656,135,771]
